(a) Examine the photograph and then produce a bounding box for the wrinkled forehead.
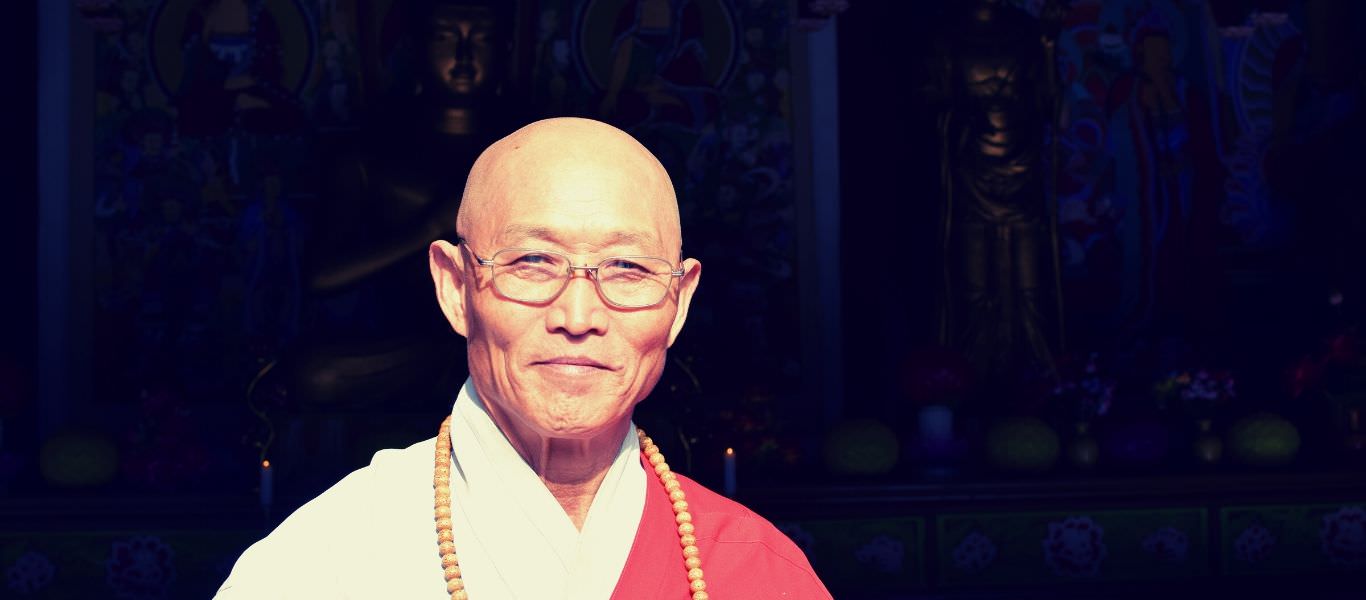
[463,128,681,256]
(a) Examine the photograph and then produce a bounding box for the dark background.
[5,0,1366,598]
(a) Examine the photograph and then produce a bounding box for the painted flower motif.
[106,535,176,599]
[1141,527,1190,563]
[777,522,816,556]
[5,551,55,595]
[952,531,997,573]
[1234,523,1277,564]
[1043,516,1107,578]
[1320,506,1366,567]
[854,534,905,574]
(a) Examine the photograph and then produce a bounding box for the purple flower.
[1234,524,1276,564]
[5,551,55,595]
[1142,527,1190,563]
[1320,506,1366,567]
[106,535,176,599]
[854,535,905,574]
[1043,516,1107,578]
[952,532,997,573]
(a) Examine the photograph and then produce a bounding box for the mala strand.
[433,416,710,599]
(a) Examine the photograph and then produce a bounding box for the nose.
[546,269,608,337]
[450,25,475,74]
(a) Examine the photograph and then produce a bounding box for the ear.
[666,258,702,348]
[429,240,470,338]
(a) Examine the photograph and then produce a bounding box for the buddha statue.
[289,0,522,411]
[926,0,1065,385]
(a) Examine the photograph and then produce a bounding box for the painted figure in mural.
[597,0,719,130]
[175,0,305,136]
[929,0,1065,383]
[293,0,524,408]
[1104,6,1224,341]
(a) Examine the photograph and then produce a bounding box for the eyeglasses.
[458,240,684,308]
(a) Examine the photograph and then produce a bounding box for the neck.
[436,106,479,135]
[482,402,631,530]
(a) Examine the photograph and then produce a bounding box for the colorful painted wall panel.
[0,530,259,599]
[774,517,925,592]
[936,508,1209,586]
[1221,503,1366,576]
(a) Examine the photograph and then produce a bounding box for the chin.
[527,387,632,439]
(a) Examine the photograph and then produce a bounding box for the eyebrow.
[499,224,659,251]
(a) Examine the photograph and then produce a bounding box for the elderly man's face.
[432,122,701,440]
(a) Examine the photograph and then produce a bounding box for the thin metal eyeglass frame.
[456,238,685,308]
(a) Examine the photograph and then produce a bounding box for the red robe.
[611,454,832,599]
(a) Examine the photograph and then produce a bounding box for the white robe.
[215,380,646,599]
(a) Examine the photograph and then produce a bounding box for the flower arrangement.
[1050,353,1115,422]
[1285,291,1365,403]
[1153,369,1236,418]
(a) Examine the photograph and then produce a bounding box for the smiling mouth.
[533,357,613,372]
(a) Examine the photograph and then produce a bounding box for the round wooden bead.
[432,420,722,600]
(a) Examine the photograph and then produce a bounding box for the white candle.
[260,459,274,509]
[723,448,737,497]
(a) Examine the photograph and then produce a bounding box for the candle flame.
[725,447,734,456]
[262,460,271,469]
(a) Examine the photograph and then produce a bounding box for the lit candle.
[260,459,274,510]
[723,447,737,497]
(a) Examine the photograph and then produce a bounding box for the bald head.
[456,118,682,258]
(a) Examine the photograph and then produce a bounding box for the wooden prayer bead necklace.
[434,416,711,600]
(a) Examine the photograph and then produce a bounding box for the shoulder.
[673,473,832,598]
[286,437,436,520]
[216,438,438,598]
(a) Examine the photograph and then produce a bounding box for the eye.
[604,258,650,272]
[513,252,557,265]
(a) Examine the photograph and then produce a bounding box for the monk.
[215,117,831,599]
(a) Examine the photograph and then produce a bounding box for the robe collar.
[446,379,646,600]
